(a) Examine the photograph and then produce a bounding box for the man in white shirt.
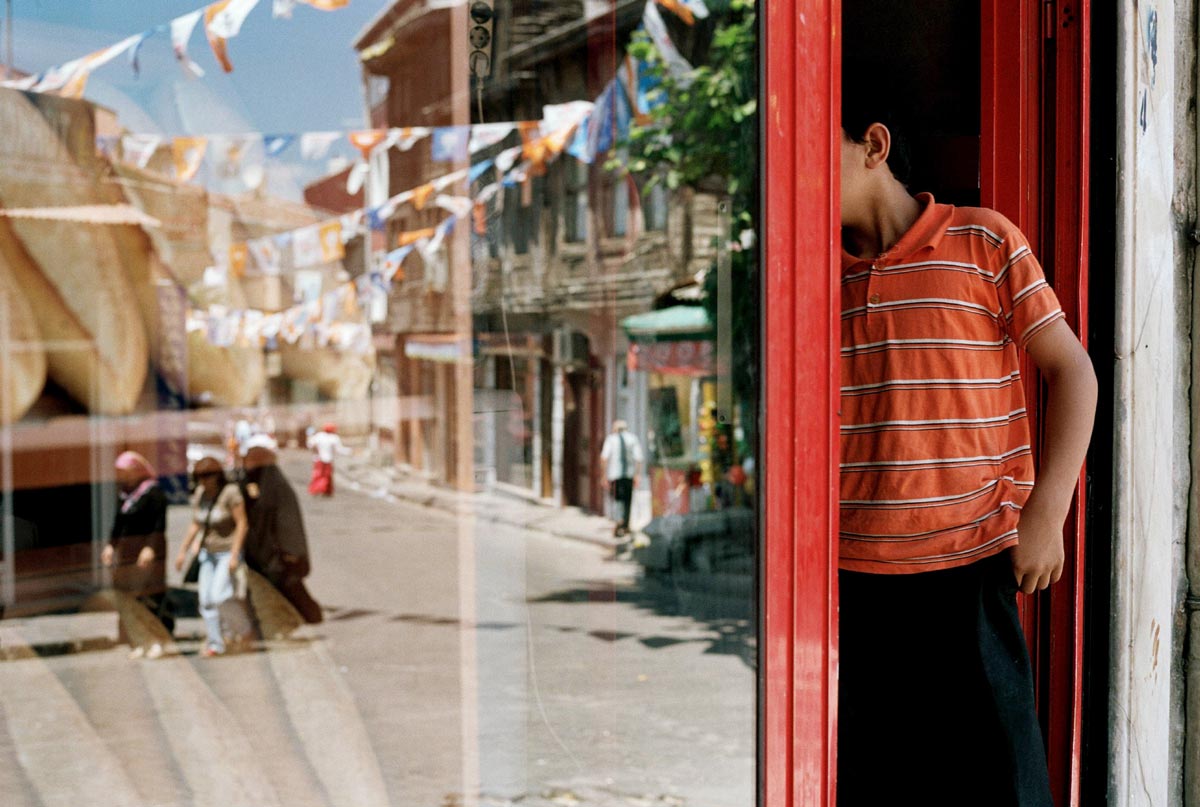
[599,420,643,537]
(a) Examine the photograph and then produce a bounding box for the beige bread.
[0,89,147,414]
[280,344,375,400]
[0,223,47,424]
[187,329,266,408]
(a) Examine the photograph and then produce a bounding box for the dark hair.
[841,81,914,186]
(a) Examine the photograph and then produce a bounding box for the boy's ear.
[862,122,892,170]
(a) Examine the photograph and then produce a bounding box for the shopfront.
[0,0,1106,805]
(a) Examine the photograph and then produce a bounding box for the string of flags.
[0,0,351,97]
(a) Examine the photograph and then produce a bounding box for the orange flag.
[655,0,695,24]
[397,227,436,248]
[172,137,209,182]
[205,1,234,73]
[301,0,350,9]
[229,243,249,278]
[411,182,436,211]
[348,129,387,159]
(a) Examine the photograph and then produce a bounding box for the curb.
[338,463,622,551]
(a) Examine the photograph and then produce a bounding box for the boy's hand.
[1010,497,1065,594]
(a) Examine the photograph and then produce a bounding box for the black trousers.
[610,477,634,529]
[837,552,1053,807]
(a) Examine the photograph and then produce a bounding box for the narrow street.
[0,453,756,807]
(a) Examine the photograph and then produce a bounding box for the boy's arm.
[1012,318,1098,594]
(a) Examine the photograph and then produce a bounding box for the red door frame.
[762,2,840,804]
[762,2,1090,805]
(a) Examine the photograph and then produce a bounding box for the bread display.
[0,222,47,425]
[0,88,148,414]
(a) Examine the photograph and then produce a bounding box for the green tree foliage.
[619,0,759,439]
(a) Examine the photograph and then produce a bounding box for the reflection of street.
[0,451,754,807]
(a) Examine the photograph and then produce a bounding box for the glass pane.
[0,2,759,805]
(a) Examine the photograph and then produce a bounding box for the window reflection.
[0,1,757,805]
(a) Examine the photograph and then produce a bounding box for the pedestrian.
[306,423,349,497]
[174,457,250,656]
[835,91,1097,807]
[102,451,172,659]
[599,420,643,538]
[240,437,322,624]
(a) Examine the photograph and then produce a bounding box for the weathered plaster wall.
[1112,2,1193,805]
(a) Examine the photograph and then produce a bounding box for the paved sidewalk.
[334,454,623,551]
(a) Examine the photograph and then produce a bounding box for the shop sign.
[627,340,714,376]
[405,335,471,363]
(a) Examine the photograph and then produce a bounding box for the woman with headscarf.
[241,438,322,624]
[306,422,349,497]
[174,457,249,656]
[103,451,171,657]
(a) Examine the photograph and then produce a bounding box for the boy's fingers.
[1051,564,1064,585]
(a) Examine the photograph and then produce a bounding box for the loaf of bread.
[187,329,266,408]
[0,221,47,425]
[0,88,148,414]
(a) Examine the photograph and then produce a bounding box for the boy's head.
[840,87,914,228]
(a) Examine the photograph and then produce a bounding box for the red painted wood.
[762,2,840,805]
[1044,2,1090,804]
[982,2,1091,805]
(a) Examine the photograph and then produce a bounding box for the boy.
[836,103,1098,806]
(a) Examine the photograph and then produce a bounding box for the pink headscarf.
[115,451,157,479]
[115,451,158,513]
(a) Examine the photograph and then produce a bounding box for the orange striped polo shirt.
[839,194,1064,574]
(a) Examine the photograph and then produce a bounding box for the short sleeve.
[993,224,1064,348]
[220,484,245,510]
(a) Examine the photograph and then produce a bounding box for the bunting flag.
[346,161,369,195]
[494,144,522,174]
[431,126,470,162]
[392,127,432,151]
[382,245,413,281]
[172,136,209,181]
[171,9,207,78]
[643,1,694,81]
[300,131,341,160]
[434,195,473,218]
[318,220,345,261]
[587,78,633,157]
[292,224,323,267]
[210,134,264,188]
[122,133,164,169]
[263,134,295,156]
[397,226,437,248]
[207,0,261,38]
[247,236,282,275]
[411,182,436,211]
[300,0,351,10]
[468,158,494,184]
[654,0,697,25]
[469,122,516,154]
[229,242,250,278]
[204,0,252,73]
[273,0,298,17]
[348,129,387,159]
[128,29,156,78]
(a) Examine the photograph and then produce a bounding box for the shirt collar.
[841,192,954,270]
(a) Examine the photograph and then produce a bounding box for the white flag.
[643,2,694,81]
[207,0,262,39]
[494,145,522,174]
[247,237,282,276]
[171,10,206,78]
[121,133,164,169]
[273,0,298,17]
[346,161,369,195]
[292,224,323,268]
[390,127,431,151]
[469,123,516,154]
[300,131,341,160]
